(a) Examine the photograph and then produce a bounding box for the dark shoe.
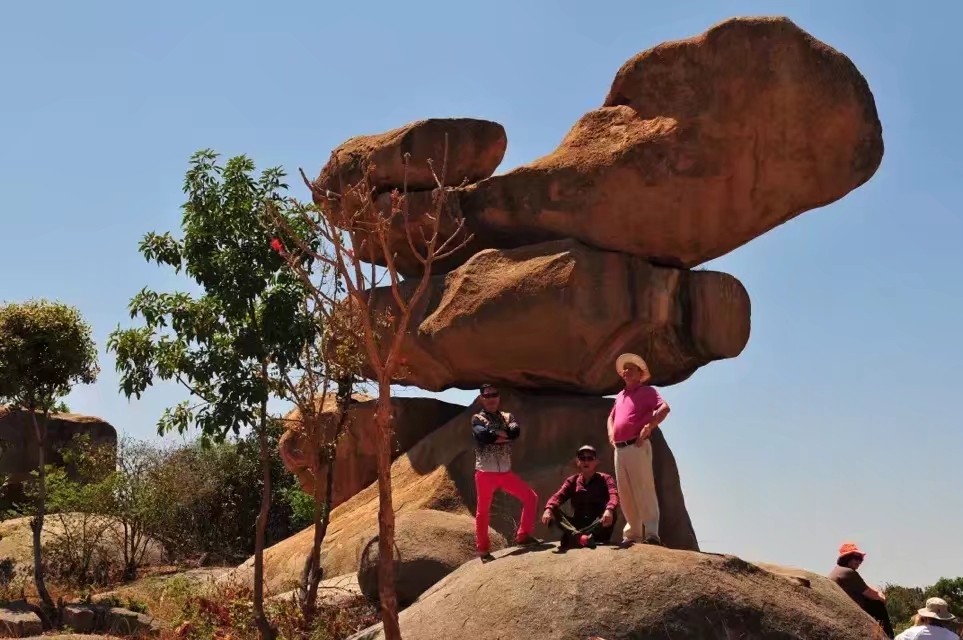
[515,535,542,546]
[479,552,495,563]
[644,534,662,546]
[618,539,636,549]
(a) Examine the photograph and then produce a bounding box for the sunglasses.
[577,454,597,462]
[481,392,499,399]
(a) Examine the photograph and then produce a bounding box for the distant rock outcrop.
[0,406,117,508]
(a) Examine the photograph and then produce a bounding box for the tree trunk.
[30,410,55,613]
[301,377,351,617]
[253,395,277,640]
[375,382,402,640]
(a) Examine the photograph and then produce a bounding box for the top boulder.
[329,16,884,277]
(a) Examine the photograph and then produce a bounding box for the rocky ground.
[346,543,888,640]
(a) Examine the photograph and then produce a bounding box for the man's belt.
[614,437,638,448]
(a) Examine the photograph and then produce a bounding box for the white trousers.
[614,439,660,541]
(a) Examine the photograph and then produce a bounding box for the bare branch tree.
[266,135,473,640]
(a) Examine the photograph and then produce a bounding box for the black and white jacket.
[471,409,520,472]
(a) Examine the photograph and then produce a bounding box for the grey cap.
[577,445,597,455]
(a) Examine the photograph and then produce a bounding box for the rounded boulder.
[357,509,506,608]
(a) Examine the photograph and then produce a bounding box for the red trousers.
[474,470,538,553]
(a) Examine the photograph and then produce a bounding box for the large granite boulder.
[278,394,464,510]
[229,392,697,593]
[335,16,883,277]
[356,509,507,608]
[0,407,117,508]
[366,239,750,394]
[346,547,888,640]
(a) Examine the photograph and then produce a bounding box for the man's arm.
[472,415,498,446]
[640,390,670,440]
[607,407,616,445]
[844,568,885,602]
[863,585,886,602]
[542,476,574,525]
[544,476,574,512]
[602,473,619,512]
[651,400,670,425]
[504,413,520,441]
[598,473,619,526]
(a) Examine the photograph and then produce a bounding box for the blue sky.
[2,0,960,588]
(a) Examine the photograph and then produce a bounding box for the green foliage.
[93,593,149,614]
[167,577,378,640]
[278,484,315,533]
[0,299,99,412]
[885,577,963,632]
[107,150,317,442]
[51,400,70,414]
[138,425,308,563]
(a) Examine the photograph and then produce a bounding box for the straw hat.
[918,597,956,621]
[615,353,651,382]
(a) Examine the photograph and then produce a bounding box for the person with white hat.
[895,598,959,640]
[607,353,670,546]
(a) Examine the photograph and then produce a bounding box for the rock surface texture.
[366,239,750,394]
[320,16,883,277]
[315,118,507,202]
[278,394,463,509]
[356,509,507,607]
[346,547,888,640]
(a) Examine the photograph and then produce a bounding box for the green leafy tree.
[0,299,99,612]
[108,150,317,639]
[926,577,963,618]
[884,583,926,632]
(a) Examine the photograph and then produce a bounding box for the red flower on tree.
[270,238,285,255]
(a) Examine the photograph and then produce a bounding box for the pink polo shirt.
[609,384,664,442]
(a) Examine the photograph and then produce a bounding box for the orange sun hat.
[838,542,866,559]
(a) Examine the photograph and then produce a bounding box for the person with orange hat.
[829,542,895,638]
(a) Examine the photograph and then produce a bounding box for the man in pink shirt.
[607,353,671,546]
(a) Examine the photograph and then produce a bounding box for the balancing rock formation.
[265,15,882,593]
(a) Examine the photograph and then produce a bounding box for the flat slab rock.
[0,601,43,638]
[0,601,160,638]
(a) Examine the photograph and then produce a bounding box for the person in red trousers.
[471,384,540,562]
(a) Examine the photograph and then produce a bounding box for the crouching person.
[541,445,618,549]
